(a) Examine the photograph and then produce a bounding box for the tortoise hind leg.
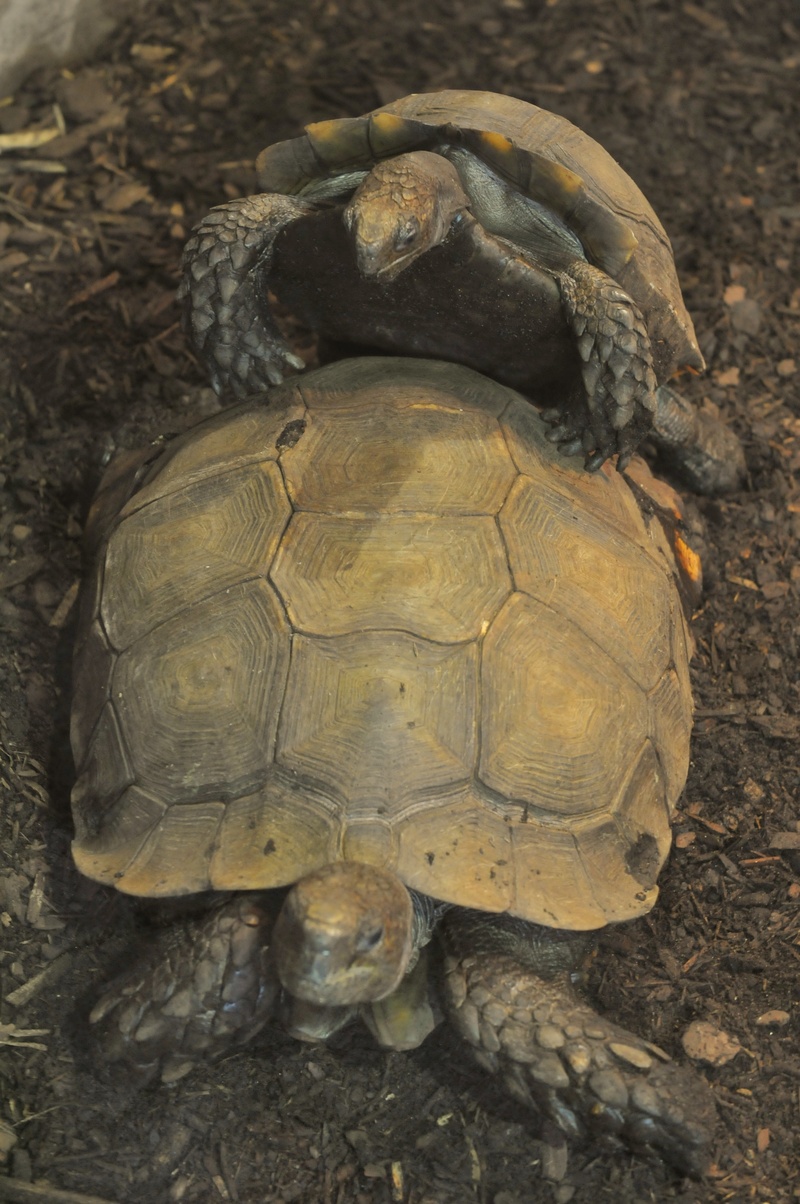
[439,910,715,1177]
[549,259,659,472]
[179,194,316,397]
[88,895,280,1085]
[651,383,746,494]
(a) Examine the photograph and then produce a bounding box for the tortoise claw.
[584,449,609,473]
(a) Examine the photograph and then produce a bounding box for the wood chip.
[723,284,747,305]
[715,366,740,387]
[682,3,728,33]
[0,1180,119,1204]
[67,272,120,307]
[0,127,61,152]
[4,952,73,1008]
[0,1022,50,1051]
[769,831,800,849]
[0,555,44,591]
[726,574,758,590]
[101,183,152,212]
[390,1162,405,1202]
[750,715,800,739]
[48,580,80,628]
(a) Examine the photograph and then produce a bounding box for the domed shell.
[71,357,695,931]
[255,90,704,384]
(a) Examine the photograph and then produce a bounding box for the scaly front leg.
[440,910,715,1176]
[179,194,318,397]
[546,259,658,472]
[89,895,279,1084]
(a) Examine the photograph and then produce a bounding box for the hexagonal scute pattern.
[123,394,306,513]
[394,783,515,914]
[647,666,693,803]
[479,593,647,816]
[113,799,227,896]
[500,397,648,537]
[112,579,290,804]
[500,476,674,691]
[71,701,134,838]
[72,785,168,887]
[280,396,515,516]
[277,631,479,812]
[295,356,517,419]
[210,772,341,891]
[102,462,290,649]
[271,513,510,640]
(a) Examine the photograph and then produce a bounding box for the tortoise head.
[272,861,414,1006]
[343,151,470,283]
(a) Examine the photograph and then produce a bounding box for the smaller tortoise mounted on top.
[180,89,744,492]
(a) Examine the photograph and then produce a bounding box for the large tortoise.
[72,357,713,1174]
[180,89,744,490]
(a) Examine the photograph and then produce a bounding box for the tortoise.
[71,356,714,1175]
[179,89,744,491]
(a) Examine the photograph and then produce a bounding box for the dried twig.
[0,1180,118,1204]
[5,952,73,1009]
[0,1023,50,1052]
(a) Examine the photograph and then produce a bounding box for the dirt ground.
[0,0,798,1201]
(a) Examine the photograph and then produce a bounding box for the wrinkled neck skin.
[343,150,470,282]
[441,144,585,274]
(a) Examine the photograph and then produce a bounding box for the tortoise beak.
[353,238,415,283]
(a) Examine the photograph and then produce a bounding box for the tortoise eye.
[393,218,419,251]
[357,927,384,953]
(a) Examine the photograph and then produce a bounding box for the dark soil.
[1,1,798,1201]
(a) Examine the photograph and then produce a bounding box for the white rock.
[0,0,147,96]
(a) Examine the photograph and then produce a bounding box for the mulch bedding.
[0,0,798,1201]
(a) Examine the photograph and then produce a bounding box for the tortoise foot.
[441,923,714,1177]
[89,895,279,1083]
[179,195,313,397]
[554,260,658,471]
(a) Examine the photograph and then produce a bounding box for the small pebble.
[682,1019,742,1066]
[755,1009,790,1027]
[539,1136,568,1182]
